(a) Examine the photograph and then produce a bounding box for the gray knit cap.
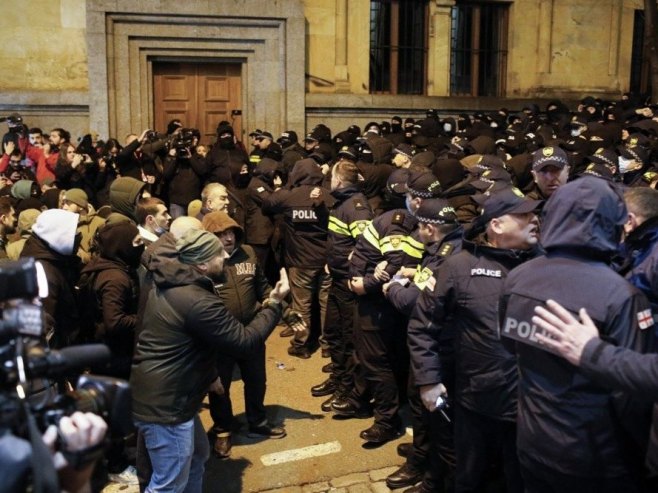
[176,229,224,265]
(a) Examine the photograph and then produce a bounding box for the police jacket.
[385,226,463,317]
[326,185,373,280]
[408,228,537,422]
[349,208,423,294]
[261,159,329,269]
[130,254,281,425]
[500,176,655,477]
[618,215,658,311]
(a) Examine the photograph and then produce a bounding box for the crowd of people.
[2,92,658,492]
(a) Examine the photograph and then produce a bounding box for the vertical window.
[450,2,509,97]
[370,0,428,95]
[630,9,649,95]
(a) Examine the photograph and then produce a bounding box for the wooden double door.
[153,62,242,145]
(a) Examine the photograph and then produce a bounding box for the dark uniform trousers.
[355,292,409,430]
[208,342,267,431]
[323,277,358,392]
[454,404,522,493]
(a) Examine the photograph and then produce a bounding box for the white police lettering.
[501,316,553,352]
[470,268,502,277]
[292,209,317,221]
[235,262,256,276]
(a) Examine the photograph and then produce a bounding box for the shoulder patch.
[642,171,658,184]
[637,309,654,330]
[438,243,454,257]
[392,212,405,225]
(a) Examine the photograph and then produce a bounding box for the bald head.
[170,216,202,240]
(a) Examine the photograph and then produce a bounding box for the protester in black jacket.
[20,208,81,348]
[500,176,655,493]
[131,229,289,493]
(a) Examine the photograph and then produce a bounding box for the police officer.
[337,170,424,444]
[411,187,541,493]
[500,175,655,493]
[527,145,570,201]
[261,158,331,358]
[311,157,374,411]
[382,197,463,491]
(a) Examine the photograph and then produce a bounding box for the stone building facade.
[0,0,648,142]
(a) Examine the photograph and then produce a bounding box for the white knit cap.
[32,209,79,255]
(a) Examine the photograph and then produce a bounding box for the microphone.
[27,344,111,378]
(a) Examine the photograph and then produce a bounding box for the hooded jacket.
[21,233,81,348]
[501,176,655,478]
[203,213,271,323]
[245,158,279,245]
[109,176,146,223]
[618,215,658,312]
[261,159,330,269]
[130,247,281,425]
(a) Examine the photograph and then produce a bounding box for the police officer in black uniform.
[261,158,331,358]
[337,171,426,444]
[500,175,655,493]
[383,197,463,491]
[311,154,374,410]
[410,187,541,493]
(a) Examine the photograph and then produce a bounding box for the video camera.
[171,128,198,157]
[0,258,132,439]
[0,113,26,134]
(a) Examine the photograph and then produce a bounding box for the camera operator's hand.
[138,128,151,144]
[420,383,447,413]
[42,412,107,493]
[3,140,15,156]
[269,268,290,303]
[71,153,84,169]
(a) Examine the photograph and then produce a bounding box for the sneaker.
[213,432,232,459]
[108,465,139,485]
[247,423,287,439]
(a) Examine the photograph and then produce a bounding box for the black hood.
[541,175,626,257]
[289,158,324,187]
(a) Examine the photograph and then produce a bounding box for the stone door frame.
[86,0,305,142]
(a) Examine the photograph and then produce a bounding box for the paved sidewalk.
[103,465,402,493]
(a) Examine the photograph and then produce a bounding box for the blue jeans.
[135,415,209,493]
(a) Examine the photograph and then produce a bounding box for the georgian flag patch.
[637,309,654,330]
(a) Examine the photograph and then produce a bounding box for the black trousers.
[354,293,408,429]
[208,342,267,431]
[323,278,357,391]
[454,404,522,493]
